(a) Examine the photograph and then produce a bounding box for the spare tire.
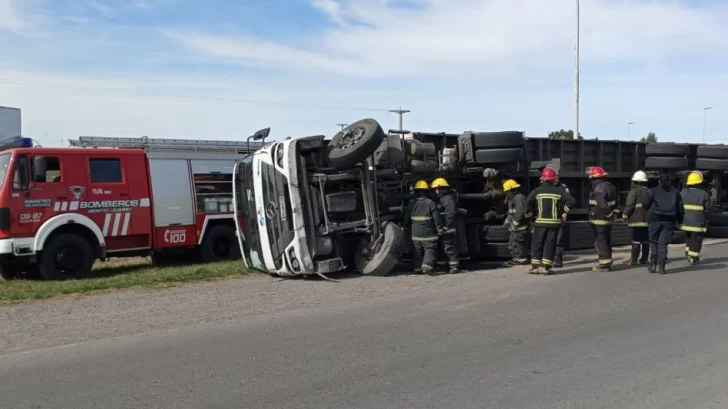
[475,148,524,165]
[473,131,525,149]
[327,118,386,168]
[697,144,728,159]
[355,222,404,276]
[645,156,689,170]
[645,143,689,157]
[696,158,728,171]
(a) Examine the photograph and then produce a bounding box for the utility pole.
[703,107,713,143]
[627,122,632,140]
[337,123,347,131]
[389,107,410,131]
[574,0,580,142]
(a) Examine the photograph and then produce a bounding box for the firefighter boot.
[639,243,650,264]
[421,266,438,276]
[553,254,564,268]
[659,262,667,275]
[626,244,641,266]
[648,259,658,274]
[592,264,610,272]
[541,266,553,276]
[527,265,540,275]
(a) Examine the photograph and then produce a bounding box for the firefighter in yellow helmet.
[680,171,710,265]
[403,180,443,275]
[431,177,459,274]
[502,179,530,265]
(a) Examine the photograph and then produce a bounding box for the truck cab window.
[90,158,122,183]
[34,156,61,183]
[12,156,29,190]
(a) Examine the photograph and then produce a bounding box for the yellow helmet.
[686,171,704,186]
[430,177,450,188]
[502,179,521,192]
[414,180,429,190]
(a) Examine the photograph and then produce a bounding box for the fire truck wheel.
[696,158,728,171]
[697,144,728,159]
[645,142,690,157]
[644,156,689,170]
[355,221,404,276]
[326,118,386,169]
[38,234,95,280]
[199,225,240,262]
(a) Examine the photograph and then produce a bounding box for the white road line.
[121,213,131,236]
[103,214,112,236]
[112,213,121,236]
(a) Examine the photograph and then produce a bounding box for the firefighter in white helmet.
[622,170,650,265]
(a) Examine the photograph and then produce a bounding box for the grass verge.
[0,258,248,304]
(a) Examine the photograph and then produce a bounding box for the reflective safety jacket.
[403,196,443,241]
[679,187,709,232]
[525,183,575,227]
[589,180,619,225]
[623,185,648,227]
[437,191,458,235]
[506,192,529,232]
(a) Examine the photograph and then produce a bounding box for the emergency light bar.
[0,136,33,152]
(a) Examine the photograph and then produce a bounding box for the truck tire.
[482,225,510,243]
[199,225,241,262]
[475,148,524,165]
[671,230,686,244]
[473,131,524,149]
[696,158,728,171]
[697,144,728,159]
[707,212,728,227]
[645,143,689,157]
[355,221,404,277]
[466,224,482,257]
[707,226,728,238]
[327,118,385,168]
[38,233,95,280]
[645,156,688,170]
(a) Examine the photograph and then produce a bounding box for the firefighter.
[502,179,530,265]
[403,180,443,275]
[622,170,650,265]
[524,167,575,275]
[431,177,459,274]
[587,166,619,272]
[680,171,710,265]
[643,174,684,275]
[551,168,570,268]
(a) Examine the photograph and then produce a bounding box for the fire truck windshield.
[0,154,11,189]
[238,156,266,271]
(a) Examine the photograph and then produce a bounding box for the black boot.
[648,259,657,273]
[639,243,650,264]
[553,254,563,268]
[626,244,641,265]
[659,262,667,275]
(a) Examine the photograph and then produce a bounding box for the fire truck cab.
[0,135,262,280]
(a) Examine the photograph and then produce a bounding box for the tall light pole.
[574,0,580,141]
[389,107,410,131]
[337,123,347,131]
[627,121,634,140]
[703,107,713,143]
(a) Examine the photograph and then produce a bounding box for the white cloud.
[167,0,728,78]
[0,0,28,34]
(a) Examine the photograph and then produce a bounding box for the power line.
[0,81,391,112]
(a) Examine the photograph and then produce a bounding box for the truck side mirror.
[32,156,47,183]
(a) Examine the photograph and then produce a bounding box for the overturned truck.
[233,118,529,277]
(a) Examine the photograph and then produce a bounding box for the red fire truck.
[0,133,265,280]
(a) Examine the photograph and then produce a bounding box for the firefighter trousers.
[508,229,529,262]
[685,231,704,259]
[649,221,675,263]
[530,226,559,268]
[591,224,613,267]
[413,239,438,272]
[555,222,567,261]
[631,226,650,262]
[439,233,459,269]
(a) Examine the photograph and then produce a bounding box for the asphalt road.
[4,245,728,409]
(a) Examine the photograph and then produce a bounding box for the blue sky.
[0,0,726,146]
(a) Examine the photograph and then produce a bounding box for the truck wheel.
[645,156,688,170]
[697,144,728,159]
[475,148,524,165]
[696,158,728,171]
[645,143,689,157]
[199,225,241,262]
[355,221,404,277]
[482,225,510,243]
[326,118,386,168]
[38,234,95,280]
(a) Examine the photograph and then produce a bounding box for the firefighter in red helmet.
[587,166,619,272]
[524,167,575,275]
